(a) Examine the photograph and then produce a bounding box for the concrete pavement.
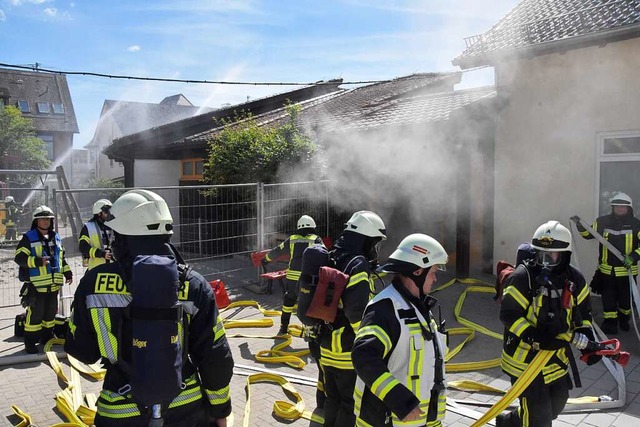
[1,264,639,426]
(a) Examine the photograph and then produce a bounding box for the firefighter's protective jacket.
[64,261,234,421]
[352,280,447,426]
[265,232,322,281]
[78,218,114,270]
[500,263,593,383]
[318,236,375,370]
[579,212,640,276]
[5,202,21,227]
[14,228,72,292]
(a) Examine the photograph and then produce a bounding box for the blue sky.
[0,0,519,149]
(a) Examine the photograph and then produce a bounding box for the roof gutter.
[453,23,640,69]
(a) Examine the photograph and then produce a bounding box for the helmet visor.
[535,251,561,267]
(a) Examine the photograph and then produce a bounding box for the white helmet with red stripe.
[378,233,448,273]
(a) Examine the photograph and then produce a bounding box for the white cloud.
[127,45,141,52]
[10,0,51,5]
[0,10,5,21]
[42,7,56,17]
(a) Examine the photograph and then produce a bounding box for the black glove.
[582,353,602,366]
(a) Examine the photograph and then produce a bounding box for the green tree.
[0,105,51,173]
[203,103,317,185]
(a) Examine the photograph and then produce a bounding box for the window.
[37,102,50,114]
[181,158,204,180]
[38,133,54,161]
[598,131,640,215]
[52,103,65,114]
[17,100,30,113]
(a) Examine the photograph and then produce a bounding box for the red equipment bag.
[305,266,349,323]
[210,280,231,308]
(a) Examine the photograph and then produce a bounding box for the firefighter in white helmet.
[14,205,73,353]
[496,220,598,427]
[3,195,23,241]
[352,233,448,426]
[65,189,234,426]
[78,198,114,270]
[263,214,324,335]
[319,210,386,427]
[573,191,640,334]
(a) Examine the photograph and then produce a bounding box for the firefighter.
[78,198,114,270]
[319,210,386,427]
[64,190,234,426]
[497,220,600,427]
[264,214,323,335]
[574,191,640,334]
[4,195,22,241]
[14,205,73,354]
[352,233,449,427]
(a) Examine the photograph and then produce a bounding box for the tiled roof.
[0,68,78,133]
[101,99,210,138]
[185,73,462,145]
[454,0,640,68]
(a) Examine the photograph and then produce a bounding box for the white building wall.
[133,159,182,241]
[494,37,640,276]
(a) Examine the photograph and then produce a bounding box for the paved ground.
[1,261,640,426]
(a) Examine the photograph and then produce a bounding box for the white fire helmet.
[32,205,55,220]
[92,199,112,215]
[610,192,632,207]
[106,189,173,236]
[344,210,386,239]
[297,215,316,229]
[5,196,14,203]
[380,233,448,273]
[531,220,572,253]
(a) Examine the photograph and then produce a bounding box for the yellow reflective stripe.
[371,372,399,400]
[320,347,353,369]
[620,307,631,315]
[79,235,91,244]
[356,325,392,357]
[42,319,55,328]
[626,233,632,256]
[166,375,201,409]
[205,384,230,405]
[576,283,589,304]
[603,311,617,319]
[347,272,368,289]
[282,304,295,314]
[214,315,226,341]
[351,320,361,332]
[509,317,530,337]
[286,270,301,281]
[17,246,31,256]
[521,396,530,427]
[90,308,118,363]
[97,390,141,418]
[331,326,344,353]
[503,285,528,309]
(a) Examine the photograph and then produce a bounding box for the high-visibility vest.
[354,285,447,426]
[82,221,113,270]
[22,229,65,291]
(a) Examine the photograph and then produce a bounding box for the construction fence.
[0,180,350,308]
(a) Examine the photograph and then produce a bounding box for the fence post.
[257,182,263,250]
[198,217,203,256]
[52,188,58,233]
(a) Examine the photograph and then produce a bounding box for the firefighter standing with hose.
[14,205,73,354]
[573,191,640,334]
[496,220,600,427]
[78,198,114,270]
[319,210,386,427]
[352,233,448,427]
[4,195,22,241]
[263,214,323,335]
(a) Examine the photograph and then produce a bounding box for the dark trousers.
[281,278,298,327]
[25,290,58,343]
[323,366,356,427]
[5,224,17,240]
[602,274,633,318]
[309,339,326,408]
[499,374,569,427]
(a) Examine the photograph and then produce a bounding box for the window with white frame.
[597,131,640,216]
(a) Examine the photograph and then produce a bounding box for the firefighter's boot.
[601,318,618,335]
[619,313,630,332]
[495,410,519,427]
[24,336,39,354]
[278,312,291,335]
[40,328,54,346]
